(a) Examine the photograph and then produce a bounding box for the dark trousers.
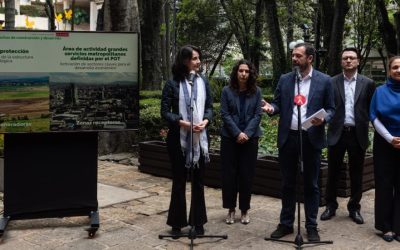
[326,129,365,211]
[373,133,400,234]
[166,135,207,228]
[220,136,258,211]
[279,130,321,229]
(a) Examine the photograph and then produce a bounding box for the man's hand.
[261,100,274,114]
[236,132,249,144]
[311,117,324,126]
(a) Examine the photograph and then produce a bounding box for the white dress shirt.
[344,72,357,126]
[291,68,313,130]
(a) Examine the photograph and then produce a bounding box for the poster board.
[0,31,139,133]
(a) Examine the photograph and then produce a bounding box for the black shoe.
[195,225,204,235]
[307,227,320,242]
[320,207,336,221]
[382,233,394,242]
[171,227,181,239]
[270,224,294,239]
[394,234,400,242]
[349,211,364,224]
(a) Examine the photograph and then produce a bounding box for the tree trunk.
[96,0,141,155]
[326,0,349,76]
[101,0,140,32]
[5,0,15,30]
[394,12,400,55]
[164,2,171,80]
[314,2,322,70]
[160,5,167,82]
[265,0,287,87]
[319,0,334,71]
[45,0,56,31]
[220,0,251,59]
[251,0,264,72]
[286,0,294,69]
[375,0,398,56]
[209,33,233,78]
[70,0,75,31]
[139,0,163,90]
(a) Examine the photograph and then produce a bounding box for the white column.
[90,1,98,31]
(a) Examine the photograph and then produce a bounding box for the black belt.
[343,125,355,132]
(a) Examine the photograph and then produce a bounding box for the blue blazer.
[220,86,262,138]
[270,70,335,149]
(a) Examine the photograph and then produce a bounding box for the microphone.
[188,70,196,86]
[293,66,302,81]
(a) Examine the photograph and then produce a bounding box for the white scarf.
[179,76,210,168]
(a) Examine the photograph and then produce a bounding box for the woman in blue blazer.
[161,45,213,236]
[220,59,262,225]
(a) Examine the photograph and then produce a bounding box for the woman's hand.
[391,137,400,149]
[179,120,191,130]
[193,119,209,133]
[236,132,249,144]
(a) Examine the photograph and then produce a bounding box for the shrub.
[20,5,47,17]
[140,90,162,99]
[139,98,160,109]
[139,104,166,142]
[209,77,228,103]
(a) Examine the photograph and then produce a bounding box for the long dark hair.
[172,45,201,82]
[229,59,258,95]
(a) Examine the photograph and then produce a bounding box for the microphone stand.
[159,79,227,249]
[265,71,333,249]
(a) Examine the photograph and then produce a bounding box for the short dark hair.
[229,59,258,95]
[294,42,315,61]
[341,47,360,58]
[172,45,201,82]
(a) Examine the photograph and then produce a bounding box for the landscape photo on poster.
[49,72,138,131]
[0,73,50,133]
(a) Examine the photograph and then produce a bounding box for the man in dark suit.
[263,43,335,242]
[320,48,375,224]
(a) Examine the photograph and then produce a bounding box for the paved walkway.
[0,154,398,249]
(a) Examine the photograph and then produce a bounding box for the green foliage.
[140,90,162,99]
[209,78,228,103]
[262,94,274,102]
[177,0,230,65]
[259,116,279,155]
[208,103,221,136]
[73,7,89,25]
[20,5,47,17]
[140,98,161,109]
[139,104,166,141]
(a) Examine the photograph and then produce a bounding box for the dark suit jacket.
[327,73,375,150]
[220,86,262,138]
[160,76,213,139]
[270,70,335,150]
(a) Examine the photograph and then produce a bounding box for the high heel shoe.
[240,211,250,224]
[225,209,235,224]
